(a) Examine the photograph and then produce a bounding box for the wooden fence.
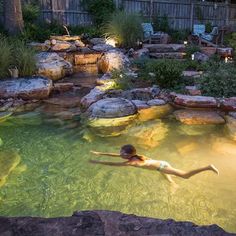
[1,0,236,30]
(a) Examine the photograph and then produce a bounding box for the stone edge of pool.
[0,210,234,236]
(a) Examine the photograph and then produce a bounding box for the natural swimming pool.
[0,116,236,233]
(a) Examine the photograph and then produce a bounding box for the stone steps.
[150,52,186,59]
[143,44,186,53]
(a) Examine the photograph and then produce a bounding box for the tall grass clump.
[0,36,13,78]
[105,11,143,48]
[13,40,36,77]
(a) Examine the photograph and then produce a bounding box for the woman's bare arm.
[90,150,120,157]
[89,160,128,166]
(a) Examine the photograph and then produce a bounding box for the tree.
[4,0,24,35]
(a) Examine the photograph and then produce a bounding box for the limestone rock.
[0,77,52,100]
[36,52,73,81]
[138,101,173,122]
[92,44,115,52]
[51,41,72,51]
[174,109,225,125]
[97,50,130,74]
[80,87,107,109]
[122,87,159,101]
[74,53,102,65]
[50,35,81,41]
[0,210,230,236]
[87,98,137,118]
[185,86,201,96]
[124,120,168,148]
[225,114,236,141]
[133,48,150,59]
[174,94,218,108]
[44,96,81,108]
[86,98,138,137]
[0,151,21,187]
[89,38,106,45]
[221,97,236,111]
[193,52,209,62]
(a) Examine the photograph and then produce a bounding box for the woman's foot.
[209,164,219,175]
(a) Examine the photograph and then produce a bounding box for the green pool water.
[0,117,236,233]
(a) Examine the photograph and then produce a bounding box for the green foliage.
[21,21,65,42]
[0,37,13,78]
[0,37,36,78]
[226,32,236,51]
[22,3,40,24]
[195,6,203,23]
[170,29,190,43]
[68,25,103,38]
[200,63,236,97]
[82,0,116,27]
[153,15,170,33]
[205,22,212,33]
[105,11,143,48]
[143,59,184,89]
[110,69,134,90]
[13,40,36,77]
[185,45,201,59]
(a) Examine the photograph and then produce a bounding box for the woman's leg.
[161,164,219,179]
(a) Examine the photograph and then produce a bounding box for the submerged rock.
[0,77,52,100]
[212,137,236,156]
[0,151,21,187]
[178,124,216,136]
[174,109,225,125]
[123,120,168,148]
[8,112,42,126]
[0,111,13,123]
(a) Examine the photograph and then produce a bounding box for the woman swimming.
[90,144,219,183]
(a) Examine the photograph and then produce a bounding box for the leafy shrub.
[143,59,184,89]
[22,3,40,24]
[170,29,190,43]
[13,40,36,77]
[153,15,170,33]
[110,69,134,90]
[82,0,116,27]
[200,63,236,97]
[205,22,212,33]
[0,37,13,78]
[105,11,143,48]
[68,25,103,38]
[185,45,201,59]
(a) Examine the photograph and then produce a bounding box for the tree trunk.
[4,0,24,35]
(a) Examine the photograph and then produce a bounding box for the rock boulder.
[36,52,73,81]
[0,77,52,100]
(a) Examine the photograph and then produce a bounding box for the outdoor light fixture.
[191,54,195,60]
[105,38,117,47]
[225,57,228,63]
[184,41,188,45]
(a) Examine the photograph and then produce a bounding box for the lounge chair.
[141,23,169,44]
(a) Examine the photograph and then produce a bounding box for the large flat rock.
[174,109,225,125]
[143,44,185,53]
[0,77,52,100]
[173,94,218,108]
[221,97,236,111]
[0,210,231,236]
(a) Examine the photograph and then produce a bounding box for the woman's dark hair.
[121,144,136,155]
[120,144,146,161]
